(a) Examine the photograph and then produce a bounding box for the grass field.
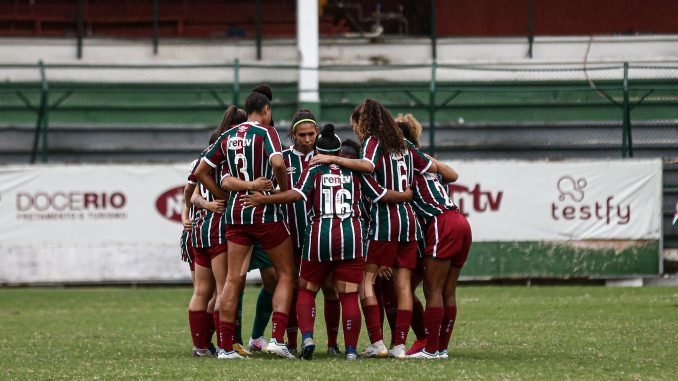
[1,286,677,380]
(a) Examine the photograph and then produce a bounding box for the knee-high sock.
[250,288,273,339]
[271,311,289,343]
[379,279,398,345]
[213,311,221,348]
[361,302,383,344]
[297,289,317,338]
[438,305,458,352]
[393,309,412,346]
[324,297,340,347]
[339,292,361,351]
[424,307,443,353]
[218,320,235,352]
[188,310,209,349]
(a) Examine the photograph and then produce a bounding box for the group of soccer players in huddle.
[180,84,472,361]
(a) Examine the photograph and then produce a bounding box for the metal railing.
[1,61,678,162]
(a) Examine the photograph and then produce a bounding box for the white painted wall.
[2,35,678,66]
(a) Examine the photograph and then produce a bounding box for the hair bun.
[322,123,335,135]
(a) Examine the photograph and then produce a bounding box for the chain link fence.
[0,62,677,163]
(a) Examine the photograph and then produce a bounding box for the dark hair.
[350,99,404,154]
[251,84,273,101]
[289,109,317,140]
[245,92,270,115]
[397,121,417,147]
[209,105,246,144]
[315,124,341,153]
[341,139,361,159]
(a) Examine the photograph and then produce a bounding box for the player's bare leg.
[188,265,216,357]
[321,274,341,354]
[262,237,296,358]
[438,266,462,358]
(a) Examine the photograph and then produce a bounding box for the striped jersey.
[293,164,380,262]
[202,121,284,225]
[360,137,432,242]
[189,154,228,248]
[282,146,315,250]
[181,159,199,263]
[412,172,458,225]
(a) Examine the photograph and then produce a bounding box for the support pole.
[430,0,437,60]
[527,0,534,58]
[233,59,240,106]
[255,0,262,60]
[152,0,159,55]
[297,0,320,115]
[622,62,633,157]
[429,61,437,156]
[31,61,49,164]
[76,0,84,59]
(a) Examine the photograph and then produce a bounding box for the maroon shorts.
[425,210,472,268]
[226,222,290,250]
[299,257,364,285]
[366,240,418,270]
[193,242,228,268]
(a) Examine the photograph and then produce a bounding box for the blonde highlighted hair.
[395,113,422,148]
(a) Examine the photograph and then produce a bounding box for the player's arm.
[430,157,458,183]
[221,176,273,192]
[310,154,374,173]
[271,155,289,191]
[181,205,192,231]
[241,189,303,208]
[380,187,414,203]
[195,160,228,200]
[183,183,196,209]
[190,185,225,213]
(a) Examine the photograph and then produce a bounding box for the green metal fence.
[1,61,678,162]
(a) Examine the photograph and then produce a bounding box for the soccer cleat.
[217,349,246,360]
[327,344,342,356]
[405,338,427,356]
[192,347,215,358]
[288,347,298,356]
[345,346,359,361]
[266,339,297,359]
[361,340,389,358]
[407,350,438,359]
[248,336,269,352]
[300,336,315,360]
[389,344,407,359]
[438,349,449,359]
[233,343,253,357]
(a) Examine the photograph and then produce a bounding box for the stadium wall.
[0,160,662,285]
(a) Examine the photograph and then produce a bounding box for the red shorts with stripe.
[299,257,364,285]
[425,210,472,267]
[366,240,418,270]
[225,222,290,250]
[193,242,228,268]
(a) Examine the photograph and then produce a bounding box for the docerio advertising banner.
[0,164,190,283]
[0,159,663,283]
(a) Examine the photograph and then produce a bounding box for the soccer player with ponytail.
[310,99,436,358]
[243,124,412,360]
[397,114,472,359]
[281,109,342,355]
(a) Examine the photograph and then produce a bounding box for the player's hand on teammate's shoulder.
[309,153,333,166]
[253,177,273,192]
